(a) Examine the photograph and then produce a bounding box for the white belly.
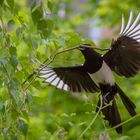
[89,61,115,86]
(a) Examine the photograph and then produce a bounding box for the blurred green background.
[0,0,140,139]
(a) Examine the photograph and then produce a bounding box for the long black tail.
[116,84,136,116]
[96,84,136,133]
[96,94,122,133]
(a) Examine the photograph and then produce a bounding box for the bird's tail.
[96,93,122,133]
[96,84,136,133]
[116,84,136,116]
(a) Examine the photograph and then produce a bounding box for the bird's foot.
[102,92,110,102]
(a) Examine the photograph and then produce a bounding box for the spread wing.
[36,65,99,92]
[104,11,140,77]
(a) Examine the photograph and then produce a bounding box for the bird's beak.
[78,46,85,51]
[78,44,92,51]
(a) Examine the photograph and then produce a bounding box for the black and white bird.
[35,11,140,133]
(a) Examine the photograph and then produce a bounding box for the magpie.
[35,11,140,133]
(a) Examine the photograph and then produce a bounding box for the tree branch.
[107,112,140,132]
[78,95,103,140]
[22,45,110,91]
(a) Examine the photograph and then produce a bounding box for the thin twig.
[22,45,110,90]
[23,75,38,92]
[1,62,11,82]
[22,72,35,87]
[77,95,103,140]
[0,16,7,37]
[107,112,140,132]
[22,46,80,90]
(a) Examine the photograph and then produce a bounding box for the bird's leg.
[102,92,110,102]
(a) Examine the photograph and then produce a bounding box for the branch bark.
[22,45,110,91]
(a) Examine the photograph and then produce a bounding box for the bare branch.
[78,95,103,140]
[22,45,110,91]
[107,112,140,132]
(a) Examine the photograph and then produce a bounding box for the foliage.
[0,0,140,140]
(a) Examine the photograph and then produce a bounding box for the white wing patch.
[89,61,115,86]
[38,67,69,91]
[57,80,64,89]
[39,72,55,78]
[45,74,57,83]
[51,77,60,86]
[63,84,68,91]
[120,10,140,43]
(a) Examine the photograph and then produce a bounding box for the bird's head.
[78,44,93,52]
[78,44,102,60]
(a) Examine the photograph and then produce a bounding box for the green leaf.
[65,32,82,46]
[11,78,20,88]
[5,34,11,46]
[11,89,19,101]
[0,101,3,110]
[11,135,18,140]
[23,33,31,45]
[9,46,17,56]
[22,110,29,121]
[37,19,53,38]
[0,0,4,6]
[0,26,2,32]
[32,81,41,89]
[26,93,33,105]
[6,0,14,11]
[0,58,8,66]
[16,27,22,39]
[32,39,38,49]
[8,19,15,30]
[46,19,54,30]
[32,96,47,105]
[37,19,47,30]
[11,109,19,120]
[10,56,18,68]
[31,5,43,24]
[47,1,53,11]
[82,38,96,46]
[0,70,3,76]
[18,119,28,136]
